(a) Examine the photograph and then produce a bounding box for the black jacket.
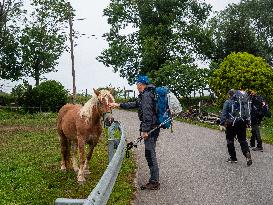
[250,95,264,125]
[120,84,157,132]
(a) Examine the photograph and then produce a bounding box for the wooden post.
[68,2,76,104]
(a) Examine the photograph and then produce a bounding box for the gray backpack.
[229,90,251,125]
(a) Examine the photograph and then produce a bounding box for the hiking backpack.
[262,102,271,118]
[229,90,251,124]
[251,95,265,118]
[154,87,182,129]
[255,96,272,118]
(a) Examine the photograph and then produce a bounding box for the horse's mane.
[79,90,113,121]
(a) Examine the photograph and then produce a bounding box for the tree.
[240,0,273,65]
[209,52,273,105]
[205,0,273,66]
[98,0,211,85]
[153,60,210,98]
[20,0,70,86]
[0,0,24,80]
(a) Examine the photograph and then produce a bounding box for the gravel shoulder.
[113,109,273,205]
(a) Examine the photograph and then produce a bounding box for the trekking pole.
[125,113,179,158]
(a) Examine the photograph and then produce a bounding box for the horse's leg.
[77,137,86,183]
[59,131,68,171]
[66,140,73,170]
[71,141,79,173]
[83,143,95,176]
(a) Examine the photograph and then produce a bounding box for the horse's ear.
[93,88,100,96]
[109,88,114,95]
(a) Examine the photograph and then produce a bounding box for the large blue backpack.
[154,87,172,129]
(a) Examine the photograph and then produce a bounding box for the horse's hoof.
[60,166,66,172]
[83,170,90,175]
[73,167,79,173]
[77,176,86,184]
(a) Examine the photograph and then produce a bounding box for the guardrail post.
[108,121,121,163]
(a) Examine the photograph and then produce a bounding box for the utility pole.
[67,2,76,104]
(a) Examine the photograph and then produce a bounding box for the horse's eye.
[101,98,107,104]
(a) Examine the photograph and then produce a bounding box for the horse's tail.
[57,104,75,169]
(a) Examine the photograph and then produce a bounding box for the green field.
[0,109,136,205]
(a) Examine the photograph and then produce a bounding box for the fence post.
[108,121,120,163]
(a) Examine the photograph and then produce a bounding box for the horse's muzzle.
[103,112,114,127]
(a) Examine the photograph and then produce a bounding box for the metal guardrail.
[55,121,126,205]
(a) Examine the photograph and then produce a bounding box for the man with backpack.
[220,89,252,166]
[249,91,271,152]
[109,75,161,190]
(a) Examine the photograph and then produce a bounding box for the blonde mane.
[79,90,114,121]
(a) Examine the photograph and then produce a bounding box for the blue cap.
[136,75,150,85]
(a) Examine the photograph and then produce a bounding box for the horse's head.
[93,88,115,115]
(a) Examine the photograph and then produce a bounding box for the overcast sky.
[1,0,240,94]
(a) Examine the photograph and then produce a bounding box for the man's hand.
[141,132,149,140]
[219,125,226,131]
[246,120,251,128]
[109,103,120,108]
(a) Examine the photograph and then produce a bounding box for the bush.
[11,81,32,106]
[13,80,68,112]
[74,93,91,105]
[180,96,215,109]
[209,52,273,106]
[0,92,16,106]
[34,80,69,112]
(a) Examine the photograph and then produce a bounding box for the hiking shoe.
[246,152,253,166]
[226,158,238,163]
[140,181,160,190]
[252,147,263,152]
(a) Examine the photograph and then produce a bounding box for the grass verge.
[0,109,136,205]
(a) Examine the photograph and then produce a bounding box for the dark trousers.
[250,124,262,148]
[226,121,250,160]
[144,128,160,183]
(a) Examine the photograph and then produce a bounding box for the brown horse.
[57,89,115,183]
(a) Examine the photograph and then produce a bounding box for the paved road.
[113,110,273,205]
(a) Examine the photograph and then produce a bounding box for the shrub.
[75,93,91,105]
[34,80,69,112]
[209,52,273,106]
[180,96,215,109]
[11,81,32,106]
[13,80,68,112]
[0,92,16,106]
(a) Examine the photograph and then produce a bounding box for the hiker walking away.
[109,75,161,190]
[249,90,271,152]
[220,89,252,166]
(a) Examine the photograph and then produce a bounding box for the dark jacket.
[250,94,264,125]
[220,99,232,125]
[120,84,157,132]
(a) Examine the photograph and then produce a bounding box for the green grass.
[0,109,136,205]
[259,117,273,144]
